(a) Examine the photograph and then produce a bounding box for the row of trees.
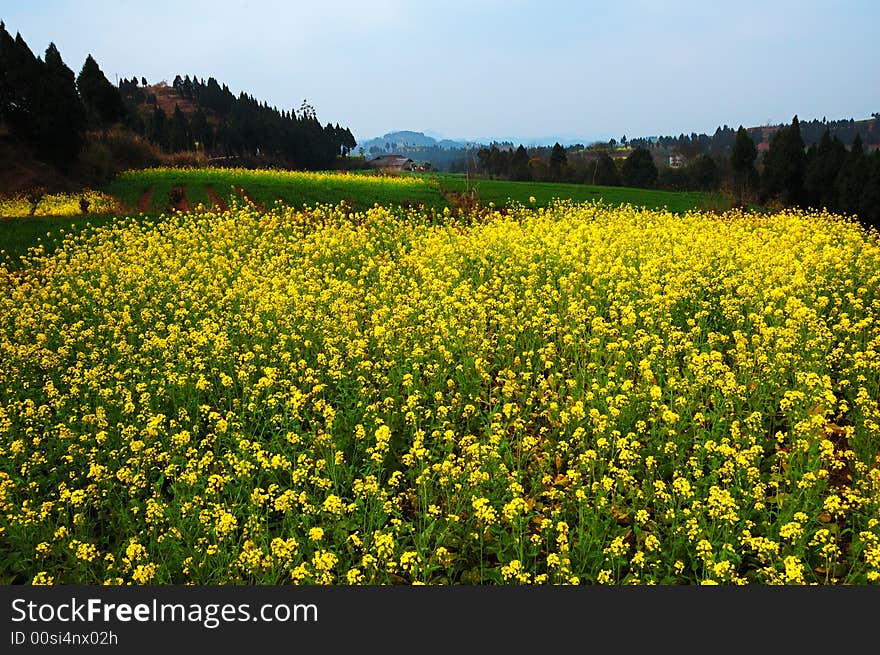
[0,25,357,175]
[474,143,660,187]
[473,143,700,189]
[736,116,880,225]
[628,116,880,156]
[0,23,126,170]
[116,76,357,169]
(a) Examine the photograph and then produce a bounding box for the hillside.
[118,75,356,169]
[146,81,203,119]
[0,24,360,192]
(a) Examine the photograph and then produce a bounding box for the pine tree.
[342,127,356,155]
[835,133,868,216]
[762,116,806,206]
[148,105,168,149]
[804,129,846,210]
[622,147,658,188]
[511,145,530,181]
[549,142,568,181]
[35,43,85,169]
[0,22,13,119]
[858,152,880,230]
[1,30,41,140]
[77,54,126,127]
[689,154,719,191]
[0,29,84,168]
[170,104,190,151]
[731,126,757,204]
[592,152,620,186]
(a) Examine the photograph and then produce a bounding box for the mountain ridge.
[362,114,880,157]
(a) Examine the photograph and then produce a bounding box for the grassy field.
[109,167,447,213]
[1,168,447,265]
[0,214,125,269]
[1,198,879,585]
[1,167,732,268]
[436,174,730,213]
[0,191,121,265]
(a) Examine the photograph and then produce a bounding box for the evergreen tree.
[622,146,658,188]
[592,152,620,186]
[0,29,84,168]
[835,134,868,216]
[189,108,211,151]
[77,54,126,127]
[169,104,190,151]
[477,144,509,178]
[36,43,85,169]
[0,22,14,121]
[858,152,880,230]
[689,154,720,191]
[0,29,41,140]
[731,126,757,204]
[342,127,356,155]
[549,142,568,181]
[804,129,847,209]
[147,105,168,149]
[511,145,530,181]
[762,115,806,206]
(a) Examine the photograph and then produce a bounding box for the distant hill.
[359,131,482,156]
[119,75,356,169]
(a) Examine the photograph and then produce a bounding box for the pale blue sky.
[3,1,878,144]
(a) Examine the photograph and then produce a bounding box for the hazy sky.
[3,1,878,144]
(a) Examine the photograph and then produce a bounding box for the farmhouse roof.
[369,155,413,164]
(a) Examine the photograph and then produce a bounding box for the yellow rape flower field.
[1,198,879,585]
[0,190,117,218]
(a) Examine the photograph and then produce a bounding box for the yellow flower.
[31,572,55,585]
[322,495,346,516]
[2,181,879,587]
[132,563,158,584]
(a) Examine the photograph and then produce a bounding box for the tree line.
[471,143,700,189]
[117,75,356,169]
[627,116,880,154]
[0,23,120,171]
[0,24,356,175]
[744,116,880,226]
[468,117,880,229]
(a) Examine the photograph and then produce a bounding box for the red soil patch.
[147,84,202,120]
[205,185,227,211]
[169,186,190,212]
[138,189,153,213]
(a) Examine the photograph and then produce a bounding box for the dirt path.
[170,186,190,212]
[205,185,227,211]
[137,189,153,213]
